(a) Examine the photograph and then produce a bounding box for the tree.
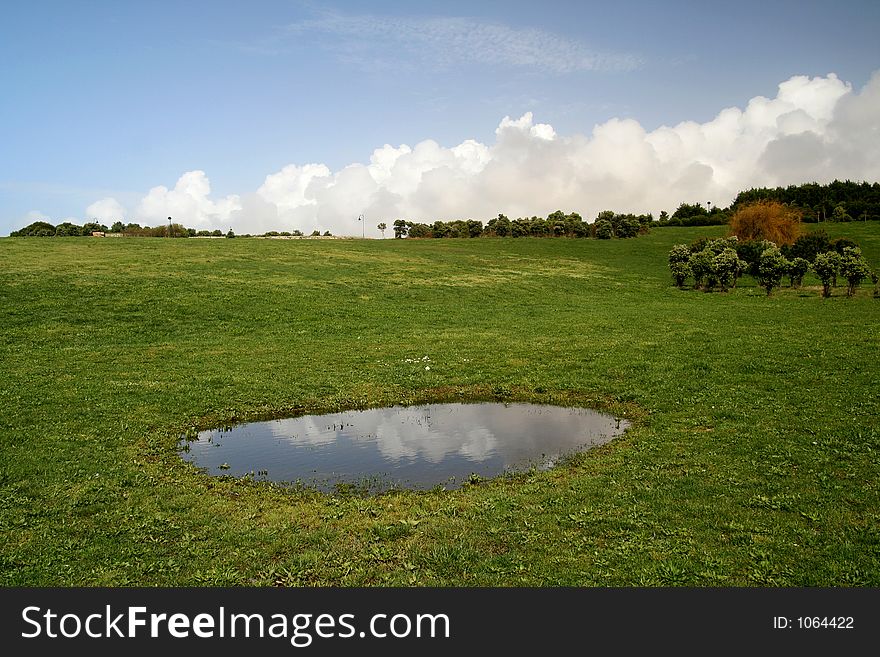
[226,229,236,238]
[786,257,810,288]
[466,219,483,238]
[812,252,838,298]
[406,222,431,238]
[616,216,641,238]
[757,247,788,296]
[735,239,775,276]
[54,222,82,237]
[784,230,831,262]
[839,247,871,297]
[393,219,408,238]
[826,251,842,287]
[668,244,691,288]
[688,249,715,290]
[672,202,709,220]
[732,252,747,288]
[511,218,529,237]
[377,222,387,238]
[431,221,450,238]
[713,248,740,292]
[486,214,511,237]
[831,204,852,222]
[594,219,613,240]
[110,221,125,233]
[82,222,108,235]
[729,200,802,246]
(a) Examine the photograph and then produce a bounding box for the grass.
[0,223,878,586]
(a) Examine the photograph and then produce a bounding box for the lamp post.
[358,213,364,238]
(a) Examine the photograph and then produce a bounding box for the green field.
[1,224,878,586]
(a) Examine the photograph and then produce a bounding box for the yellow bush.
[729,201,802,246]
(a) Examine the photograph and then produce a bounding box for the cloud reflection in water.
[182,403,628,491]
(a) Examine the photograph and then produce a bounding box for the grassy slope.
[0,224,877,586]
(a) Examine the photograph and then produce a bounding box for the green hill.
[1,223,877,585]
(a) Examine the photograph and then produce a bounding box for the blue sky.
[2,0,879,235]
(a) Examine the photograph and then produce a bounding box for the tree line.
[657,180,880,227]
[391,210,654,239]
[8,220,335,239]
[9,220,230,238]
[731,180,880,222]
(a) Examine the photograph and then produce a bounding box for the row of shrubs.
[668,236,876,297]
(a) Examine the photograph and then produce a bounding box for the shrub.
[688,236,710,253]
[736,239,775,276]
[688,249,715,290]
[729,200,802,246]
[668,244,690,264]
[787,257,810,288]
[784,230,831,262]
[732,253,747,288]
[757,247,788,296]
[668,245,691,288]
[812,252,838,298]
[839,247,871,297]
[827,251,842,287]
[669,261,691,288]
[830,237,859,255]
[713,248,740,292]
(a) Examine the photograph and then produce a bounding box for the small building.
[91,231,105,237]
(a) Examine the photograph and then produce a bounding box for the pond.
[179,402,629,492]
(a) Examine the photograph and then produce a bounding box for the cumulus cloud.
[86,197,128,224]
[88,71,880,236]
[135,170,241,228]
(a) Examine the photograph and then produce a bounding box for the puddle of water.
[180,403,629,492]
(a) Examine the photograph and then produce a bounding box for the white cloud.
[496,111,556,140]
[135,170,241,228]
[87,71,880,237]
[257,163,331,212]
[86,197,128,224]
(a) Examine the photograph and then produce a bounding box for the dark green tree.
[393,219,408,238]
[594,219,613,240]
